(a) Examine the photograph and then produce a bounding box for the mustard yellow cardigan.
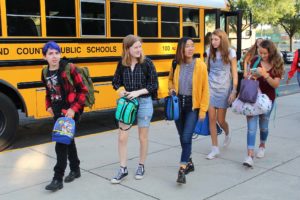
[168,58,209,119]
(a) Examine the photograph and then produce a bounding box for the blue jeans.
[246,106,273,150]
[137,97,153,128]
[175,96,198,164]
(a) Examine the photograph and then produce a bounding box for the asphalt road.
[6,64,299,151]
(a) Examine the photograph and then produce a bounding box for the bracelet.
[231,89,237,94]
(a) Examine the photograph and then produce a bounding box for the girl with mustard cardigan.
[168,37,209,184]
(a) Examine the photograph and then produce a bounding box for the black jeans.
[53,140,80,181]
[52,102,80,181]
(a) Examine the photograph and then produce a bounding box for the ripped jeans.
[246,105,273,150]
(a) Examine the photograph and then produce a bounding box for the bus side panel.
[36,88,49,118]
[0,66,42,117]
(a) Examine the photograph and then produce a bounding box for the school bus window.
[205,13,216,35]
[161,6,179,38]
[6,0,41,36]
[80,0,105,36]
[183,8,199,38]
[137,4,158,37]
[110,2,133,37]
[45,0,76,37]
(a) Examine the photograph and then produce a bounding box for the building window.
[161,6,179,37]
[110,2,133,37]
[6,0,41,36]
[137,4,157,37]
[81,0,105,36]
[45,0,76,37]
[183,8,199,38]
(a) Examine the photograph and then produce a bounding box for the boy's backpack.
[52,117,76,145]
[42,62,96,108]
[115,97,139,131]
[164,92,180,121]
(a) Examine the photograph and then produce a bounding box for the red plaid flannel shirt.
[44,64,88,113]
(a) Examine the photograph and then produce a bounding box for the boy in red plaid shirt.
[42,41,87,191]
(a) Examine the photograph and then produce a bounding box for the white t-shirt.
[206,48,236,61]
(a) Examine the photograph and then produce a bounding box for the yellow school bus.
[0,0,249,150]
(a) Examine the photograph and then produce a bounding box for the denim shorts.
[137,96,153,128]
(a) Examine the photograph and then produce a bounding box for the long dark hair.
[175,37,193,64]
[259,40,284,77]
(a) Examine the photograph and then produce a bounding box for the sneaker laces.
[136,165,144,176]
[114,168,126,180]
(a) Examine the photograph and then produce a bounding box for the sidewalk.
[0,93,300,200]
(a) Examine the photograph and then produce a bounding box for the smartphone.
[250,68,260,77]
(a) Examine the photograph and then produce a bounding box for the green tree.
[277,0,300,51]
[228,0,252,32]
[246,0,295,24]
[229,0,296,50]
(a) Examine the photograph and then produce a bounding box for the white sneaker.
[243,156,254,167]
[206,147,220,160]
[256,147,265,158]
[223,134,231,147]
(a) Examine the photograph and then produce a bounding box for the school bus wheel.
[0,92,19,151]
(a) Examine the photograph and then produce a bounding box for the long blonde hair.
[259,40,284,77]
[121,34,145,66]
[209,29,230,64]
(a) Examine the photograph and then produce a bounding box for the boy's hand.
[65,108,75,118]
[47,107,54,116]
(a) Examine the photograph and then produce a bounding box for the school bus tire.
[0,92,19,151]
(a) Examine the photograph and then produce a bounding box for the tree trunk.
[290,36,293,51]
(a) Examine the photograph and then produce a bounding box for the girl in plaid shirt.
[111,35,158,184]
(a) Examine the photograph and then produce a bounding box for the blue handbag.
[164,92,180,121]
[52,117,76,145]
[194,113,224,136]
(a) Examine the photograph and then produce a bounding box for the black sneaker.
[45,179,63,191]
[176,167,186,184]
[64,170,81,183]
[135,164,145,180]
[185,158,195,175]
[111,167,128,184]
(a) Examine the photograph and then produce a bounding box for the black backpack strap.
[141,59,149,78]
[42,65,48,83]
[172,59,177,74]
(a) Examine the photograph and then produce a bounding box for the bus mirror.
[246,30,252,37]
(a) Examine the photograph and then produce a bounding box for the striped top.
[178,59,195,96]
